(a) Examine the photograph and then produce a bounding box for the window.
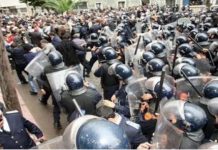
[190,0,204,5]
[76,2,88,9]
[20,8,27,12]
[96,3,101,9]
[118,1,125,8]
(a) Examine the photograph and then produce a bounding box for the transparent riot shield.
[135,21,142,33]
[125,36,145,78]
[103,26,117,47]
[125,77,147,121]
[152,100,184,149]
[25,52,50,77]
[46,67,81,102]
[175,76,217,103]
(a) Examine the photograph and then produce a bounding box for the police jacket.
[94,62,119,89]
[61,87,102,119]
[118,114,147,149]
[0,111,43,149]
[114,84,130,118]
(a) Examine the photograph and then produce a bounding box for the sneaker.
[29,91,38,95]
[54,122,62,130]
[38,98,47,105]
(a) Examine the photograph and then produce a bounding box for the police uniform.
[0,111,43,149]
[114,84,131,118]
[41,65,68,124]
[94,61,120,100]
[61,87,102,122]
[116,113,148,149]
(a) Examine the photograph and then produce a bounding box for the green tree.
[20,0,45,8]
[42,0,76,14]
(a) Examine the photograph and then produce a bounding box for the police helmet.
[143,36,152,47]
[186,23,195,31]
[178,43,196,58]
[66,73,85,92]
[102,47,117,60]
[142,51,155,63]
[48,51,63,66]
[176,57,196,67]
[62,115,130,149]
[203,79,218,99]
[190,29,199,39]
[173,63,200,78]
[204,23,212,31]
[115,64,133,81]
[167,24,175,31]
[150,42,166,58]
[163,101,207,132]
[145,77,174,99]
[176,36,188,46]
[152,23,160,30]
[90,33,98,42]
[195,33,209,46]
[98,36,108,46]
[146,58,165,76]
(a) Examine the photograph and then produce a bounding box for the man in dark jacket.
[8,43,28,84]
[0,110,44,149]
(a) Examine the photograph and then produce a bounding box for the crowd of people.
[1,3,218,149]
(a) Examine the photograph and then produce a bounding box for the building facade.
[0,0,31,15]
[77,0,142,9]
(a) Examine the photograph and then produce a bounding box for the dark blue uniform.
[0,111,43,149]
[114,84,130,118]
[118,114,147,149]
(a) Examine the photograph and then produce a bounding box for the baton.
[181,70,203,98]
[171,45,179,76]
[134,35,142,55]
[186,34,215,67]
[154,71,166,113]
[72,99,84,116]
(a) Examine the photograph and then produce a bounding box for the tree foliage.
[42,0,75,13]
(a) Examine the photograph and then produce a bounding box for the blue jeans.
[28,75,38,93]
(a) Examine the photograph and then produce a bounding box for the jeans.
[28,75,38,93]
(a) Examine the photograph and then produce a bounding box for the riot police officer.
[61,72,102,122]
[96,100,148,148]
[40,50,67,129]
[94,47,120,100]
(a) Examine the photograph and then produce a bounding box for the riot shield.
[125,36,145,78]
[194,58,211,75]
[177,18,191,27]
[207,98,218,118]
[125,77,147,121]
[46,67,80,102]
[152,100,184,149]
[135,21,142,33]
[175,76,217,103]
[25,52,50,77]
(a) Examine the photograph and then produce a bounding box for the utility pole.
[0,29,22,112]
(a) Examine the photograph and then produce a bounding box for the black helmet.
[173,63,200,78]
[48,51,63,66]
[178,43,196,58]
[62,116,130,149]
[150,42,166,58]
[176,36,188,46]
[102,47,117,60]
[90,33,98,42]
[176,57,196,67]
[115,64,133,81]
[164,101,207,132]
[66,73,85,92]
[142,51,155,63]
[203,80,218,99]
[163,30,171,39]
[145,77,174,99]
[98,36,108,46]
[203,23,212,31]
[167,24,175,31]
[190,29,199,39]
[146,58,165,76]
[186,23,195,31]
[152,23,160,30]
[143,36,152,47]
[195,33,209,46]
